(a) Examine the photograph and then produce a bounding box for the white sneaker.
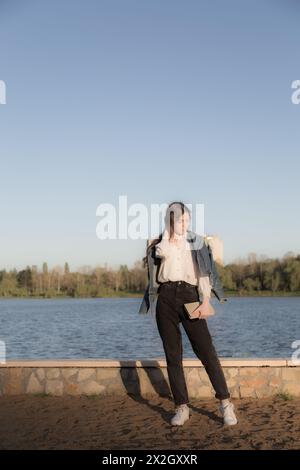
[170,403,190,426]
[219,401,238,426]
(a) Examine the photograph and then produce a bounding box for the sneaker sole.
[170,414,190,426]
[224,420,238,426]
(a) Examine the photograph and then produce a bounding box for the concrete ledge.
[0,358,299,398]
[0,357,290,367]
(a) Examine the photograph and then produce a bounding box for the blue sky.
[0,0,299,271]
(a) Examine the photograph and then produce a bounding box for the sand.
[0,394,299,450]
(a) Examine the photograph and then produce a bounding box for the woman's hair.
[142,201,191,268]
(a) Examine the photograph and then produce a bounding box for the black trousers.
[155,280,230,406]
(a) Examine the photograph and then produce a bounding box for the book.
[183,301,215,319]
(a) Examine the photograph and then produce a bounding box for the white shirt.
[155,231,212,298]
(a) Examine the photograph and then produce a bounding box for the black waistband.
[160,280,197,288]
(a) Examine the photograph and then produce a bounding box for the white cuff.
[198,276,212,298]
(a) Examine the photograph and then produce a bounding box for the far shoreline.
[0,291,300,300]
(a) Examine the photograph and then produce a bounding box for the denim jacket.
[138,229,227,314]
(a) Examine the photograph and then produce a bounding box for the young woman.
[143,201,237,426]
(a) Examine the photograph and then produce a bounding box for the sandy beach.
[0,394,299,450]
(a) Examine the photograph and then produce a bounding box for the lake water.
[0,297,299,360]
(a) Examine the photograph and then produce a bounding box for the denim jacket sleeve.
[138,282,150,314]
[199,241,227,303]
[138,245,161,314]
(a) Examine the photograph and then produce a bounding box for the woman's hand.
[193,297,215,319]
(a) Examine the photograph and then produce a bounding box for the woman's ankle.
[220,398,230,406]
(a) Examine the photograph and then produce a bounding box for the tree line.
[0,252,299,298]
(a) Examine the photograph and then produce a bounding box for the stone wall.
[0,359,299,398]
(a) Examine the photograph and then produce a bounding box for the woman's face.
[173,211,190,237]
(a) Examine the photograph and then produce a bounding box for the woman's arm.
[155,228,172,258]
[194,274,213,318]
[198,275,212,300]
